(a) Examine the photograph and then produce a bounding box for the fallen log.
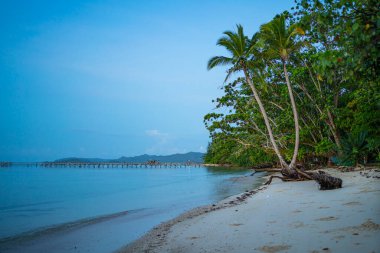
[264,168,343,190]
[264,175,301,185]
[309,170,343,190]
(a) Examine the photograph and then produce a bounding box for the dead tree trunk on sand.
[309,170,342,190]
[265,168,343,190]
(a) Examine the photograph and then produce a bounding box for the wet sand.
[118,169,380,253]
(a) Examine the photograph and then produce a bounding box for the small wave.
[0,201,62,212]
[0,208,146,245]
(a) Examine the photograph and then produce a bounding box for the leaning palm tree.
[207,25,290,171]
[260,15,305,170]
[208,24,343,189]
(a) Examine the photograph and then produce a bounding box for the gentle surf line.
[0,200,62,212]
[0,208,145,245]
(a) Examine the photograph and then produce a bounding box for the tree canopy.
[204,0,379,168]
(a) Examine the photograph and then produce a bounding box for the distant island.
[54,152,204,164]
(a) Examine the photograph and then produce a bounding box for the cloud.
[145,129,169,141]
[145,129,174,155]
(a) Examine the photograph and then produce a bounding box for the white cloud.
[145,129,175,155]
[145,129,169,141]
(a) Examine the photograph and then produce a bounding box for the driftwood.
[264,175,301,185]
[310,170,342,190]
[265,167,343,190]
[250,168,281,176]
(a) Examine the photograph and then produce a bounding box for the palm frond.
[217,36,240,57]
[208,24,255,80]
[236,24,246,54]
[259,14,303,61]
[207,56,233,70]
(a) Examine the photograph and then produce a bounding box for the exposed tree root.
[264,175,294,185]
[265,168,343,190]
[295,168,313,180]
[251,168,282,176]
[309,170,342,190]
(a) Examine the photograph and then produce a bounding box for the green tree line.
[204,0,379,168]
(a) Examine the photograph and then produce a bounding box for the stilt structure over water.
[1,161,203,168]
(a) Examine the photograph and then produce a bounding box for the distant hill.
[55,152,204,163]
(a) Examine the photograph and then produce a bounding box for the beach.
[119,169,380,253]
[0,166,263,253]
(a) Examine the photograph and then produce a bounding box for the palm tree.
[260,15,305,169]
[207,25,289,170]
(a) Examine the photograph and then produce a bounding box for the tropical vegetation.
[204,0,379,169]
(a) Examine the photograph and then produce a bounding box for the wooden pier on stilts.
[0,161,204,169]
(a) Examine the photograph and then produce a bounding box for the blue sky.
[0,0,294,161]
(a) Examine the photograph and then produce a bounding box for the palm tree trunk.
[243,68,289,170]
[283,63,300,169]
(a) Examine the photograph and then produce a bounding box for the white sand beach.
[119,169,380,253]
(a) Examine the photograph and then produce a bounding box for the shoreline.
[0,167,265,253]
[117,175,270,253]
[117,169,380,253]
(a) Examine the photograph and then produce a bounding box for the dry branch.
[264,168,343,190]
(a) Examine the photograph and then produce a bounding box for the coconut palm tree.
[207,24,290,170]
[260,15,305,169]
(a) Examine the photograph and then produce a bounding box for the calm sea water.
[0,165,264,253]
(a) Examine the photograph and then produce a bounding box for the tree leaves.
[204,0,380,166]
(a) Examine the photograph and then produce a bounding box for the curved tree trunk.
[243,68,289,170]
[283,63,300,169]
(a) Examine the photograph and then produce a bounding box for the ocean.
[0,165,264,253]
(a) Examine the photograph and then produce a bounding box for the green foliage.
[259,14,305,62]
[204,0,380,167]
[315,138,335,156]
[204,138,275,167]
[340,131,370,166]
[206,24,255,81]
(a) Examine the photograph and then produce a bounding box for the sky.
[0,0,294,161]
